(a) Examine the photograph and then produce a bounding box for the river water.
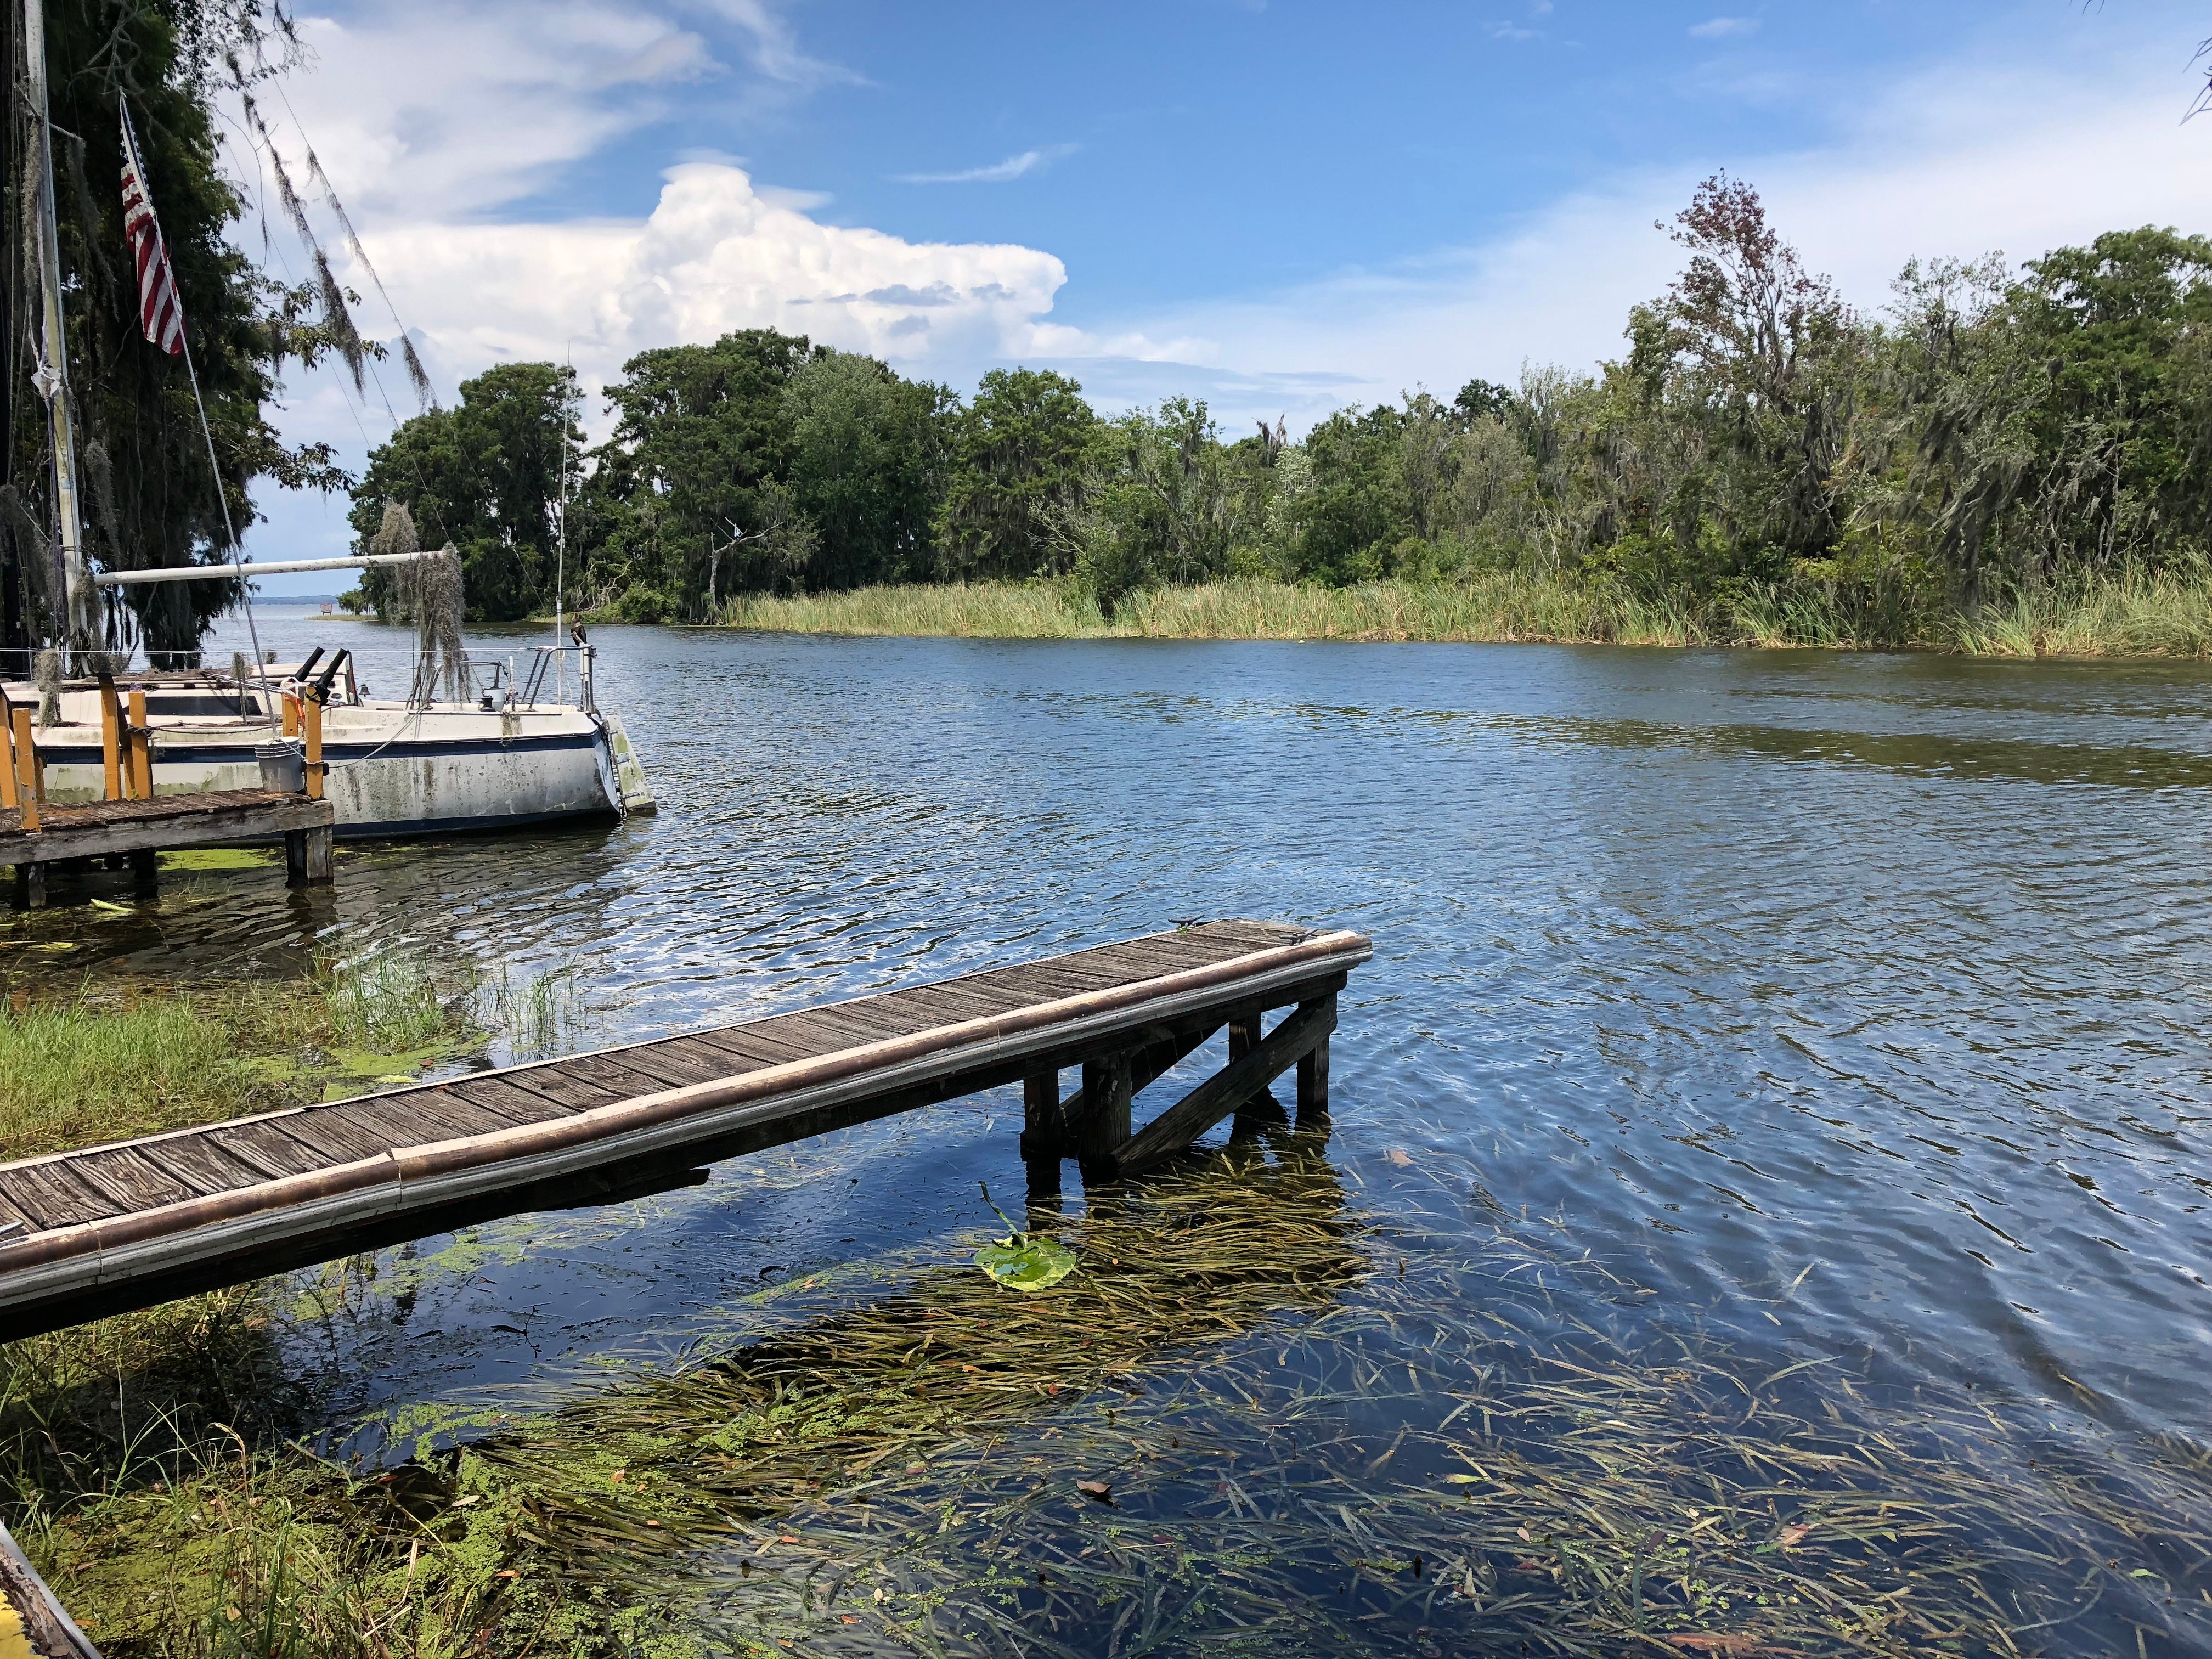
[30,608,2212,1653]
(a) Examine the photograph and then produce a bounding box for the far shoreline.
[544,577,2212,663]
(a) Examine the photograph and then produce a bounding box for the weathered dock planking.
[1,788,335,907]
[0,1522,100,1658]
[0,920,1370,1337]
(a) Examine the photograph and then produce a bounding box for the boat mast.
[20,0,93,661]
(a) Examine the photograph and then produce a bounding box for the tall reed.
[707,575,2212,657]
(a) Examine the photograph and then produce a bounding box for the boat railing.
[519,645,595,714]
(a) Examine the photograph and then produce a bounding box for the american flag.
[119,112,184,357]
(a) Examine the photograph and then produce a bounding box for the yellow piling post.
[281,690,298,738]
[0,699,17,810]
[10,708,40,831]
[99,673,121,800]
[127,689,153,800]
[303,692,324,800]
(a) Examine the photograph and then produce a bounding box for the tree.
[2,0,349,665]
[936,368,1097,578]
[1057,398,1255,610]
[586,329,810,611]
[784,350,951,589]
[349,363,580,622]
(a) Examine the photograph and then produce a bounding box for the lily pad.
[976,1232,1077,1293]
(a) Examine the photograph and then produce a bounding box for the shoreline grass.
[702,574,2212,659]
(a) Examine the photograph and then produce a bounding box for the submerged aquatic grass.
[12,1136,2208,1657]
[709,574,2212,657]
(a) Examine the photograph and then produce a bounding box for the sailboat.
[2,45,651,837]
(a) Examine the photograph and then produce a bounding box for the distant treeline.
[348,177,2212,637]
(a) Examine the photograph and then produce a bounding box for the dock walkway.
[0,920,1370,1336]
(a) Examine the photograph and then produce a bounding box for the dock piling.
[125,689,151,799]
[97,673,121,800]
[8,707,40,832]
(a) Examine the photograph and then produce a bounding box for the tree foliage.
[349,363,579,623]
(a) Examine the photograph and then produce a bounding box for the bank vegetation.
[347,178,2212,657]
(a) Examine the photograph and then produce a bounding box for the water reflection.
[25,607,2212,1651]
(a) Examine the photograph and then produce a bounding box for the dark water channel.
[20,607,2212,1654]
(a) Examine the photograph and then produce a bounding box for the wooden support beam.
[1077,1052,1133,1162]
[1228,1004,1261,1060]
[1020,1070,1064,1160]
[13,862,46,910]
[1108,994,1338,1175]
[129,848,157,894]
[0,699,13,812]
[303,823,334,883]
[1297,1022,1331,1123]
[304,693,325,800]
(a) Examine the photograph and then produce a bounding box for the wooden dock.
[2,788,335,907]
[4,679,334,907]
[0,921,1370,1336]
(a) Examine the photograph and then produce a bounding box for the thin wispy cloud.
[1690,17,1761,40]
[1490,2,1549,43]
[895,144,1076,184]
[695,0,860,86]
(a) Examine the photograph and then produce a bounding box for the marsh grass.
[0,988,328,1161]
[0,949,599,1165]
[15,1142,2209,1657]
[710,574,2212,658]
[321,951,454,1057]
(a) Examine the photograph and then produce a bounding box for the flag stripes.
[119,121,184,356]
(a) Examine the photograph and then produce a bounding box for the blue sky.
[238,0,2212,589]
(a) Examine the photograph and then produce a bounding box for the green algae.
[157,848,276,872]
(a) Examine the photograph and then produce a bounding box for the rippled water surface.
[22,607,2212,1654]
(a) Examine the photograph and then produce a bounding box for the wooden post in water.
[126,689,151,799]
[1078,1053,1133,1169]
[98,673,120,800]
[1296,992,1334,1127]
[1022,1070,1064,1203]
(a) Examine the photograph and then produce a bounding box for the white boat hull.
[27,701,634,838]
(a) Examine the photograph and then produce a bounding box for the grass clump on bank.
[709,572,2212,658]
[0,948,573,1165]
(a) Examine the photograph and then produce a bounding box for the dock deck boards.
[0,919,1370,1335]
[0,786,331,860]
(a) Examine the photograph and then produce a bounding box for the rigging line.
[223,121,450,566]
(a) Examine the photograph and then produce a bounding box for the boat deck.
[0,919,1370,1335]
